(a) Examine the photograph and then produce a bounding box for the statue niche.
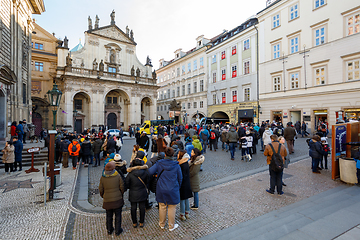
[110,49,116,64]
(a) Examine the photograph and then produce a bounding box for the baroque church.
[56,11,158,132]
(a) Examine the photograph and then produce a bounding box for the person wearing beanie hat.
[99,161,125,236]
[114,154,127,182]
[185,136,195,156]
[148,146,183,231]
[320,137,330,169]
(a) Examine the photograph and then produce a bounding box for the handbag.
[137,176,149,194]
[162,139,167,149]
[149,169,165,193]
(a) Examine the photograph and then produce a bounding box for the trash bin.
[54,164,62,187]
[339,157,357,184]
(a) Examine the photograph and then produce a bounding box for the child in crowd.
[320,137,330,169]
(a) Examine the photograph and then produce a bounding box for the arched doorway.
[32,112,42,136]
[105,89,130,128]
[73,92,91,132]
[107,113,117,129]
[0,90,6,140]
[211,111,230,124]
[141,97,152,124]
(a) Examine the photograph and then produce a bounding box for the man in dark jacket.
[308,135,325,174]
[55,136,62,163]
[139,132,150,152]
[60,137,71,168]
[12,136,23,171]
[259,124,266,151]
[283,122,297,154]
[81,137,92,167]
[92,137,103,166]
[107,137,116,154]
[226,126,238,160]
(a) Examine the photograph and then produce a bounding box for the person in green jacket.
[191,135,203,152]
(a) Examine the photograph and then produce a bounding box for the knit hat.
[165,147,174,157]
[81,138,85,142]
[114,154,121,160]
[105,161,115,171]
[136,151,145,160]
[320,137,328,144]
[164,133,168,136]
[192,135,197,139]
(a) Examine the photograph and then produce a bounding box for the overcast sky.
[35,0,267,70]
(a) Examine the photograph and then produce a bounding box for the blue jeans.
[89,154,93,164]
[269,166,283,193]
[260,138,264,150]
[241,148,248,156]
[312,158,321,172]
[94,153,100,166]
[229,143,236,159]
[193,192,199,208]
[201,140,207,153]
[222,142,228,150]
[180,199,190,214]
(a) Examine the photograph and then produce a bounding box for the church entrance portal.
[107,113,117,129]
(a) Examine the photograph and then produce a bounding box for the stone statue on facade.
[99,60,104,72]
[88,16,92,30]
[126,25,130,36]
[80,60,85,68]
[131,65,135,76]
[93,58,98,70]
[145,56,152,66]
[130,30,134,40]
[110,10,115,25]
[57,39,63,48]
[22,40,29,67]
[95,15,99,29]
[169,99,181,111]
[152,70,157,79]
[66,53,72,67]
[136,67,140,77]
[110,50,116,63]
[63,36,69,48]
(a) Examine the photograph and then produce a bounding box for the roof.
[70,41,83,52]
[257,0,282,15]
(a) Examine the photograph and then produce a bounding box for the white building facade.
[206,18,259,124]
[156,36,209,124]
[257,0,360,131]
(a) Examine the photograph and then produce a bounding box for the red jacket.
[11,126,17,136]
[68,141,81,156]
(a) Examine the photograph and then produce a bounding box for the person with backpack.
[264,134,287,195]
[209,128,217,152]
[199,127,209,154]
[68,139,81,170]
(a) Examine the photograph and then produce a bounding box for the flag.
[62,110,68,114]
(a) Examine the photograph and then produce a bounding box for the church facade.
[56,11,157,132]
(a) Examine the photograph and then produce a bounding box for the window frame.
[212,71,217,83]
[34,62,44,71]
[187,83,191,95]
[187,102,191,109]
[193,60,197,70]
[345,12,360,37]
[221,92,226,104]
[182,85,185,96]
[212,94,217,105]
[34,42,44,50]
[200,101,204,108]
[243,39,250,50]
[243,60,250,75]
[314,65,327,86]
[232,90,237,103]
[346,58,360,81]
[313,25,327,46]
[212,54,217,64]
[200,80,204,92]
[273,75,281,92]
[200,57,204,68]
[232,64,237,78]
[314,0,326,10]
[221,51,226,60]
[221,68,226,80]
[193,81,197,93]
[272,42,281,59]
[188,63,191,73]
[243,87,250,101]
[289,35,300,54]
[193,102,197,109]
[272,13,281,29]
[289,3,299,21]
[289,71,300,89]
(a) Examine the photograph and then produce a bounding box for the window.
[177,86,180,97]
[221,51,226,60]
[193,102,197,109]
[188,102,191,109]
[187,83,191,94]
[221,92,226,103]
[290,72,299,89]
[108,66,116,73]
[315,26,325,46]
[347,59,360,81]
[244,61,250,74]
[314,0,325,9]
[177,68,180,77]
[244,88,250,101]
[107,97,117,104]
[213,94,217,105]
[212,55,217,64]
[200,80,204,92]
[182,85,185,95]
[23,83,26,104]
[221,68,226,80]
[188,63,191,72]
[315,66,326,85]
[232,90,237,102]
[164,105,167,111]
[167,89,170,98]
[290,3,299,20]
[290,36,299,53]
[182,66,185,75]
[232,46,237,55]
[34,42,43,50]
[243,39,250,50]
[172,70,175,78]
[160,106,163,111]
[35,62,43,71]
[200,101,204,108]
[200,57,204,68]
[273,43,280,59]
[232,65,237,78]
[172,89,175,98]
[194,82,197,93]
[182,103,185,110]
[74,99,82,110]
[212,72,216,83]
[272,13,280,28]
[157,106,159,111]
[273,76,281,91]
[347,13,360,36]
[194,60,197,70]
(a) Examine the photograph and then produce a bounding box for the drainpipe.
[254,24,260,124]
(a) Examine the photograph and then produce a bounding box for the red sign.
[232,71,237,78]
[233,95,237,102]
[232,48,236,55]
[222,74,226,80]
[222,97,226,103]
[221,52,226,59]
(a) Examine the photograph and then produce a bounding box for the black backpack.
[72,143,78,153]
[269,143,284,172]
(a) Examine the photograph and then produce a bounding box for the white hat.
[114,154,121,160]
[320,137,328,144]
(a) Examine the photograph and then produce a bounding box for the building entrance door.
[32,112,42,136]
[107,113,117,129]
[75,119,82,133]
[290,111,301,124]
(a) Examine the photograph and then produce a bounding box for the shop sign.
[169,111,175,118]
[175,111,181,116]
[334,125,347,159]
[284,112,287,115]
[303,115,311,121]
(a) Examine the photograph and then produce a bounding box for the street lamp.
[46,83,62,130]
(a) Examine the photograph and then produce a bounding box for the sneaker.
[185,212,190,219]
[278,191,284,195]
[282,183,287,186]
[190,205,198,210]
[179,215,186,221]
[159,223,164,229]
[73,167,76,170]
[231,158,234,160]
[248,155,252,162]
[169,224,179,231]
[266,189,274,195]
[115,228,123,236]
[313,171,321,174]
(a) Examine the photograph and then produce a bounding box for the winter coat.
[189,155,205,193]
[309,140,325,159]
[226,128,238,143]
[264,141,287,165]
[164,136,171,147]
[68,141,81,156]
[178,154,193,200]
[151,138,158,153]
[107,138,116,153]
[114,159,127,180]
[92,139,103,154]
[237,127,246,138]
[139,135,150,150]
[175,140,184,151]
[16,124,24,135]
[81,140,92,156]
[200,129,209,141]
[60,139,71,153]
[2,145,15,164]
[192,139,203,151]
[187,128,196,138]
[22,123,29,133]
[157,138,167,153]
[148,156,182,205]
[125,165,149,202]
[13,140,23,162]
[262,130,272,146]
[99,170,125,210]
[221,131,228,142]
[284,127,297,141]
[185,142,194,156]
[55,137,61,151]
[11,125,17,136]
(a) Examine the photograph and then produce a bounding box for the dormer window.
[198,41,202,46]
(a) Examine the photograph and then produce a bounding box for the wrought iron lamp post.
[46,83,62,130]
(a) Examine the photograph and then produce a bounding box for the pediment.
[88,25,135,45]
